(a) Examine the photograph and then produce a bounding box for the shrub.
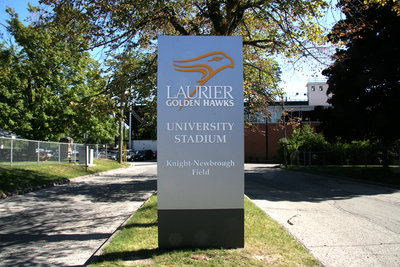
[278,125,329,163]
[279,128,400,166]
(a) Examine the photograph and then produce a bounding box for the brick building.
[245,78,330,162]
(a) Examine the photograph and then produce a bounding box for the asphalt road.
[0,163,157,266]
[245,164,400,267]
[2,162,399,266]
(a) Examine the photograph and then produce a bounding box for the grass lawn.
[0,159,128,195]
[284,165,400,187]
[91,194,320,267]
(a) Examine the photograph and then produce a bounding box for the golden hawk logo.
[173,51,234,110]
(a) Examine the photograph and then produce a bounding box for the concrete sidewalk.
[0,164,157,266]
[245,164,400,267]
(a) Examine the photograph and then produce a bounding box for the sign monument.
[157,36,244,248]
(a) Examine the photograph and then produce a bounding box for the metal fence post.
[398,148,400,166]
[297,151,300,165]
[0,137,106,166]
[85,145,89,172]
[10,138,13,167]
[364,150,367,168]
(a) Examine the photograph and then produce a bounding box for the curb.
[84,192,156,266]
[245,194,323,266]
[0,178,71,200]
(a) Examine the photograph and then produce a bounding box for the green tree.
[278,124,328,164]
[284,125,328,153]
[0,8,117,143]
[39,0,329,118]
[65,58,118,144]
[105,51,157,162]
[320,0,400,166]
[320,0,400,145]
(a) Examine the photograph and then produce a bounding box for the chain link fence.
[0,137,109,166]
[286,147,400,166]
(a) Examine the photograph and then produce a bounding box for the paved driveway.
[245,164,400,267]
[0,163,157,266]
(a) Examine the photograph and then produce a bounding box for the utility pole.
[118,89,125,164]
[129,108,132,150]
[118,109,124,164]
[281,96,287,165]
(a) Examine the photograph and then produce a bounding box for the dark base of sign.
[158,209,244,249]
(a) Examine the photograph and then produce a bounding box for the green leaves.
[38,0,330,118]
[105,50,157,130]
[44,0,328,57]
[0,9,117,143]
[321,0,400,144]
[286,125,329,152]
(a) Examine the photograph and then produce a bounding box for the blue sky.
[0,0,40,40]
[0,0,39,25]
[0,0,341,98]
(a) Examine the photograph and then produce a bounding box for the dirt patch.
[190,254,211,261]
[252,254,282,264]
[124,257,155,266]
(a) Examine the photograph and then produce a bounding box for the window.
[319,86,323,91]
[311,86,315,91]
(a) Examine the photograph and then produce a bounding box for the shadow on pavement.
[0,171,157,266]
[90,248,161,265]
[245,165,399,202]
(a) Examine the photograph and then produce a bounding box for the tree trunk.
[118,109,124,164]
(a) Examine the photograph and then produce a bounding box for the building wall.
[245,122,320,162]
[244,124,266,162]
[265,123,293,160]
[307,82,330,106]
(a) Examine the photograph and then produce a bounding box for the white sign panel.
[157,36,243,210]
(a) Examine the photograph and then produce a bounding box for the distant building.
[306,78,331,106]
[245,78,330,162]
